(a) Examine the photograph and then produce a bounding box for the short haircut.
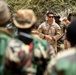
[46,11,54,16]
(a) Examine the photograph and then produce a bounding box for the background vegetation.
[5,0,76,22]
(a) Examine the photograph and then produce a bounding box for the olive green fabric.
[50,49,76,75]
[56,59,76,75]
[6,23,18,37]
[31,35,54,75]
[0,28,12,75]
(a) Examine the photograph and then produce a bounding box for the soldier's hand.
[45,35,53,41]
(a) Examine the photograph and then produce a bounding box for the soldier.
[5,38,32,75]
[0,1,18,38]
[60,17,71,50]
[47,19,76,75]
[38,11,61,53]
[0,1,13,75]
[0,1,28,75]
[6,14,18,38]
[60,17,70,34]
[54,15,61,25]
[6,9,55,75]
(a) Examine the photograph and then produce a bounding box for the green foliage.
[5,0,76,22]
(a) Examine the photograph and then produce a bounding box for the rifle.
[58,33,65,41]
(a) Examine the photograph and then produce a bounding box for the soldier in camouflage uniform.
[0,2,33,75]
[6,14,18,38]
[57,17,67,51]
[0,28,13,75]
[0,1,13,75]
[9,9,55,75]
[46,19,76,75]
[38,11,61,53]
[59,17,71,50]
[5,38,32,75]
[6,22,18,38]
[0,0,18,38]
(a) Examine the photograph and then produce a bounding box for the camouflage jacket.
[32,35,55,61]
[6,23,18,38]
[60,21,67,34]
[24,34,55,75]
[4,32,55,75]
[38,20,61,52]
[46,48,76,75]
[0,27,13,75]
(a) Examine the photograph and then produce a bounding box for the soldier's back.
[0,27,13,75]
[48,48,76,75]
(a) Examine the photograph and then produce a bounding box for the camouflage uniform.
[9,9,55,75]
[4,38,32,75]
[60,21,67,34]
[31,35,55,75]
[60,21,71,50]
[46,18,76,75]
[3,32,55,75]
[20,34,55,75]
[31,29,40,39]
[0,1,13,75]
[38,20,61,53]
[57,21,66,51]
[47,48,76,75]
[6,23,18,38]
[0,28,13,75]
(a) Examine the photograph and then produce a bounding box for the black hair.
[66,18,76,47]
[46,11,54,16]
[54,15,61,25]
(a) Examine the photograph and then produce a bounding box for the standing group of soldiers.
[0,1,76,75]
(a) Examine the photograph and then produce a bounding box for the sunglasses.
[48,16,54,18]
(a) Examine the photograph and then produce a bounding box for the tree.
[5,0,76,22]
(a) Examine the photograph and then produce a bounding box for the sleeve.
[44,56,57,75]
[38,23,45,39]
[53,24,61,41]
[46,42,56,60]
[60,21,66,33]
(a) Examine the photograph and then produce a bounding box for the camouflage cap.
[13,9,36,29]
[0,1,11,24]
